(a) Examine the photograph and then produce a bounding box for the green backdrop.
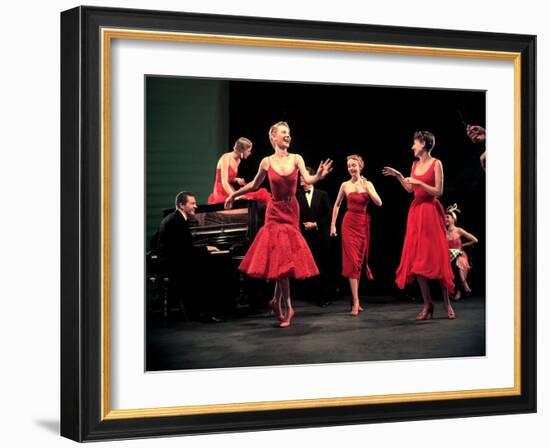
[146,77,229,246]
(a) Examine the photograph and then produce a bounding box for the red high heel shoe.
[350,300,364,315]
[279,308,295,328]
[415,303,434,321]
[267,299,284,321]
[445,304,456,320]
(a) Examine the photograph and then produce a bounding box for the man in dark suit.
[157,191,223,323]
[296,167,333,306]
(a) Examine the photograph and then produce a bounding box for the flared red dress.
[395,159,455,292]
[238,163,319,281]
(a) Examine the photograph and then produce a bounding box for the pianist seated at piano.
[207,137,271,205]
[157,191,224,323]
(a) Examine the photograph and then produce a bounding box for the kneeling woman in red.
[383,131,456,320]
[207,137,271,205]
[330,155,382,316]
[225,122,333,327]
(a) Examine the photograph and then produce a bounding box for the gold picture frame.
[61,6,536,442]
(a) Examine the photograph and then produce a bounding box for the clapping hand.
[404,177,421,185]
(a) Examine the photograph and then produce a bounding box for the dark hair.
[175,191,196,209]
[413,130,436,152]
[234,137,252,153]
[305,166,316,176]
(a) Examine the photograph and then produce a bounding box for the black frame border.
[61,6,536,442]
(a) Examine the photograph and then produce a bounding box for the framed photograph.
[61,6,536,442]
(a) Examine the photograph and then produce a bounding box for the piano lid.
[162,200,259,247]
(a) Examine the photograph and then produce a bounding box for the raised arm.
[296,154,333,185]
[219,154,235,196]
[382,166,413,193]
[224,158,268,209]
[330,183,346,236]
[457,227,478,248]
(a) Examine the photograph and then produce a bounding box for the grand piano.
[188,199,260,255]
[147,199,264,320]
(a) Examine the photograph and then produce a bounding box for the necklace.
[350,178,364,193]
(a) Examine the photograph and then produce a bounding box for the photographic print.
[145,77,487,371]
[61,6,535,441]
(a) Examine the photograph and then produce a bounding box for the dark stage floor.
[146,296,486,371]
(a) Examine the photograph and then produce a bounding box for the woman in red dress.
[208,137,271,205]
[383,131,456,320]
[225,122,333,327]
[330,155,382,315]
[445,204,478,300]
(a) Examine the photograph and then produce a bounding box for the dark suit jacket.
[157,210,195,275]
[296,187,332,238]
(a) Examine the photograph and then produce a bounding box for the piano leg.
[232,256,250,312]
[161,276,170,323]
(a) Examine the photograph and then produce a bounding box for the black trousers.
[300,235,331,303]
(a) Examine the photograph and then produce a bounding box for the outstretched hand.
[316,159,333,179]
[382,166,403,179]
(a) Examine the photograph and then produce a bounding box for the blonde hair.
[446,203,461,222]
[268,121,290,149]
[346,154,365,171]
[233,137,252,153]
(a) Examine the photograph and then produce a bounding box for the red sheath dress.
[395,159,455,292]
[238,163,319,281]
[207,165,271,205]
[341,192,374,280]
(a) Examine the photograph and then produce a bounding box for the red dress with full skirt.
[395,159,455,292]
[341,192,374,280]
[238,164,319,281]
[208,165,271,204]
